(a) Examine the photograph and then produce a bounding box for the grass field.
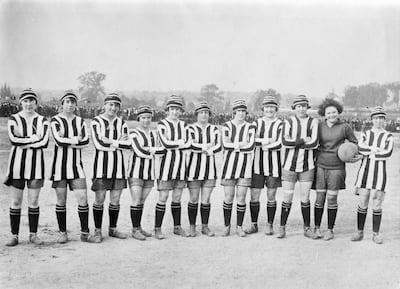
[0,117,399,289]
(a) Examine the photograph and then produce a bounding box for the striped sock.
[93,204,104,229]
[223,202,233,226]
[9,208,21,235]
[137,204,144,227]
[249,201,260,223]
[314,203,324,227]
[357,206,368,231]
[372,209,382,233]
[171,202,182,226]
[200,203,211,225]
[280,202,292,226]
[56,204,67,232]
[301,201,311,227]
[78,205,89,233]
[109,204,120,228]
[188,202,198,225]
[237,204,246,226]
[327,204,338,230]
[155,203,166,228]
[130,205,141,228]
[28,207,40,233]
[267,201,277,224]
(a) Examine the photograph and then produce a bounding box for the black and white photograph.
[0,0,399,288]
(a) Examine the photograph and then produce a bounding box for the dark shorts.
[157,180,186,191]
[5,179,44,190]
[282,169,315,183]
[315,167,346,191]
[221,178,252,187]
[128,178,154,189]
[187,179,216,189]
[251,174,282,189]
[52,178,87,190]
[91,178,127,191]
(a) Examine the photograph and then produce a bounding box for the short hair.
[317,98,343,117]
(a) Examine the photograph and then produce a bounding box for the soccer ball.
[337,142,358,162]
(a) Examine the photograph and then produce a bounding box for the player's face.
[62,98,77,114]
[197,110,210,123]
[139,115,152,128]
[372,116,385,129]
[263,105,277,118]
[103,102,120,117]
[20,98,37,112]
[325,106,339,124]
[168,107,182,120]
[234,109,247,121]
[294,104,308,118]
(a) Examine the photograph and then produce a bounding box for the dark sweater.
[316,120,358,170]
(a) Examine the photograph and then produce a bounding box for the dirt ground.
[0,119,399,289]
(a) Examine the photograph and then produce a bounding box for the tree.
[343,86,360,108]
[384,81,400,108]
[199,84,224,112]
[77,71,106,104]
[251,88,281,112]
[0,83,12,99]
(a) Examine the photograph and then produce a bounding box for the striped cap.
[19,88,38,103]
[136,105,153,120]
[165,95,184,111]
[292,94,310,109]
[262,95,279,108]
[104,93,121,105]
[61,89,78,103]
[231,99,247,111]
[370,106,386,119]
[195,101,211,114]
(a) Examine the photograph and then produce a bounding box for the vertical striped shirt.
[282,115,319,173]
[6,112,50,180]
[253,117,283,177]
[221,121,255,179]
[355,129,394,191]
[128,128,164,180]
[156,119,189,181]
[50,114,89,181]
[187,123,222,181]
[91,115,131,179]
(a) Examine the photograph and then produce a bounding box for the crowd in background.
[1,102,400,132]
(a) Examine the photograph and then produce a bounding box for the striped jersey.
[50,114,89,181]
[128,128,164,180]
[156,119,188,181]
[186,123,222,181]
[355,129,394,191]
[253,117,283,177]
[6,112,50,180]
[221,120,255,179]
[282,115,319,173]
[91,115,131,179]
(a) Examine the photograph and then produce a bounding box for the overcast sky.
[1,0,399,98]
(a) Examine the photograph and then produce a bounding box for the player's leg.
[130,184,146,240]
[351,188,370,242]
[6,184,24,246]
[200,185,215,237]
[371,190,385,244]
[236,181,249,237]
[314,190,326,238]
[55,186,68,243]
[138,184,153,237]
[93,189,106,241]
[299,181,317,239]
[277,178,295,239]
[187,183,200,237]
[265,187,278,235]
[246,188,261,234]
[222,183,235,236]
[154,185,170,239]
[171,182,188,237]
[324,189,339,241]
[109,189,127,239]
[27,186,43,245]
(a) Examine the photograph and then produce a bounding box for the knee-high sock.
[327,204,338,230]
[28,207,40,233]
[280,202,292,226]
[109,204,120,228]
[131,205,142,228]
[155,203,166,228]
[56,204,67,232]
[237,204,246,226]
[93,204,104,229]
[10,208,21,235]
[223,202,233,226]
[301,201,311,227]
[267,201,277,225]
[249,201,260,224]
[137,204,144,227]
[200,203,211,225]
[171,202,182,226]
[314,203,324,227]
[357,206,368,231]
[372,209,382,233]
[78,205,89,233]
[188,202,198,225]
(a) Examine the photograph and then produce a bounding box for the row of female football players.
[5,89,393,246]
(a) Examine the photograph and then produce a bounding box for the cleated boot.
[350,231,364,242]
[57,232,68,244]
[132,228,146,241]
[201,225,215,237]
[222,225,231,237]
[188,225,197,237]
[304,227,318,240]
[314,227,323,239]
[29,233,44,245]
[5,234,19,247]
[277,226,286,239]
[372,233,383,245]
[80,231,101,243]
[109,227,128,239]
[139,227,152,237]
[173,226,188,237]
[245,223,258,234]
[236,226,247,238]
[154,227,165,240]
[323,229,334,241]
[265,224,274,236]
